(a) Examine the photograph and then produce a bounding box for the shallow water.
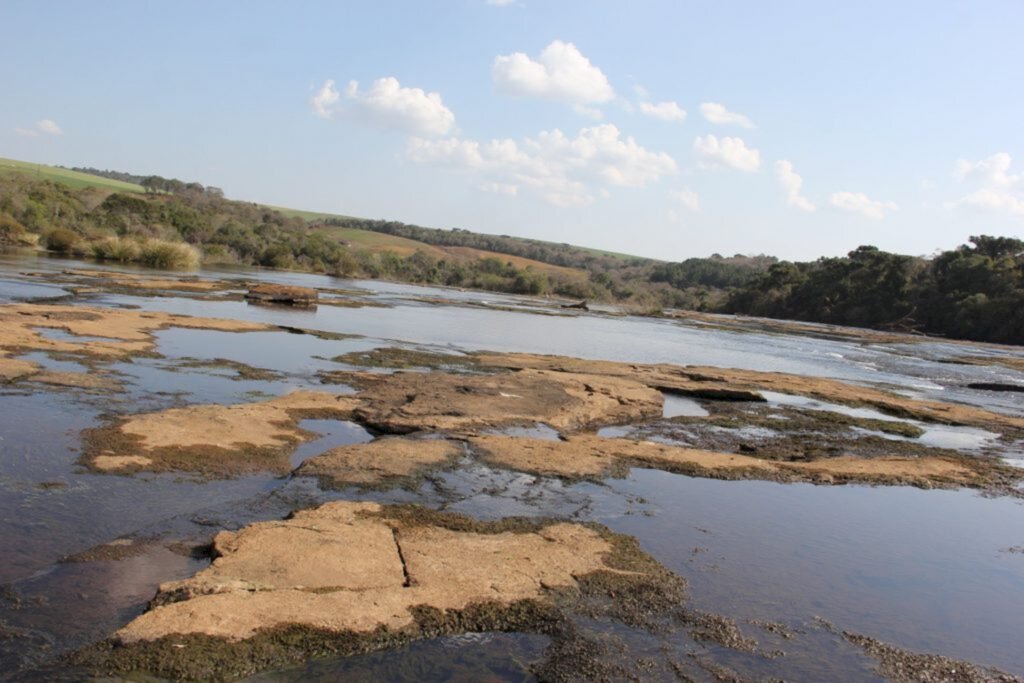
[2,252,1024,680]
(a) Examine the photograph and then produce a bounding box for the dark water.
[1,252,1023,680]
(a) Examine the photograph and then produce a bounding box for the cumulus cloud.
[493,40,615,108]
[830,192,897,219]
[775,160,815,211]
[639,101,686,122]
[949,153,1024,216]
[669,188,700,212]
[954,152,1019,187]
[15,119,63,137]
[408,123,677,207]
[310,80,340,119]
[693,135,760,172]
[699,102,755,128]
[311,76,455,136]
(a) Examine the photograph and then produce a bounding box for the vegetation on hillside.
[723,237,1024,344]
[2,163,1019,344]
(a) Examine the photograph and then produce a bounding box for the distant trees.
[723,236,1024,344]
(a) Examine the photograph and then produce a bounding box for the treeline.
[320,216,775,309]
[69,167,225,199]
[69,166,150,185]
[723,237,1024,344]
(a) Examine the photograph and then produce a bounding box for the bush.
[91,236,140,262]
[137,239,200,270]
[0,213,27,245]
[44,228,81,253]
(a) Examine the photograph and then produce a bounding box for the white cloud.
[954,152,1019,187]
[699,102,755,128]
[949,153,1024,216]
[669,188,700,212]
[486,0,516,4]
[775,160,815,211]
[15,119,63,137]
[954,189,1024,215]
[311,76,455,136]
[310,80,340,119]
[830,191,897,219]
[493,40,615,108]
[639,101,686,122]
[694,134,760,172]
[35,119,63,135]
[408,123,677,206]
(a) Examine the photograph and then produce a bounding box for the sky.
[2,0,1022,261]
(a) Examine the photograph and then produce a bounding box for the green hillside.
[0,157,145,193]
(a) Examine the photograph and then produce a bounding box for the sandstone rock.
[245,284,317,306]
[296,438,463,488]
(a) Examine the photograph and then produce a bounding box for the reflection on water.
[608,470,1024,675]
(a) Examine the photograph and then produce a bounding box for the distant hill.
[0,156,776,310]
[0,158,144,193]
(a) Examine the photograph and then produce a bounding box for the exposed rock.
[296,438,464,488]
[469,434,994,489]
[844,632,1020,683]
[0,303,272,369]
[92,455,154,471]
[245,284,317,306]
[82,502,684,680]
[62,269,226,292]
[83,391,358,475]
[472,352,1024,433]
[352,368,663,434]
[333,347,484,372]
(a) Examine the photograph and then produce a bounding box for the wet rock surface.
[3,270,1024,681]
[469,434,993,489]
[351,368,664,434]
[0,302,272,386]
[472,352,1024,433]
[77,501,685,680]
[296,438,465,488]
[83,391,359,475]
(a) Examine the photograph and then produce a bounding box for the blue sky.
[2,0,1022,260]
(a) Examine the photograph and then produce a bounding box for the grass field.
[0,157,145,193]
[313,225,589,279]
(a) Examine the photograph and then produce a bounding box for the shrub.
[0,213,26,245]
[137,239,200,270]
[91,236,141,262]
[44,228,81,253]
